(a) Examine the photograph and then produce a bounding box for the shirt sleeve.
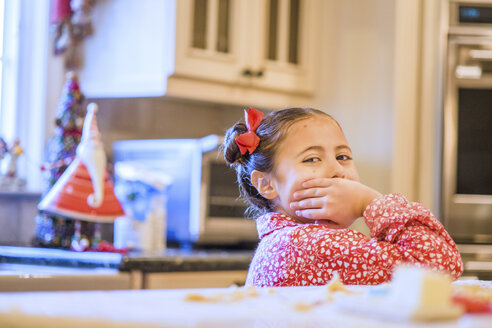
[288,193,463,285]
[361,193,463,280]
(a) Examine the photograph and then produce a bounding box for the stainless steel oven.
[443,1,492,243]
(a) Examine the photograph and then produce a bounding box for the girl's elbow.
[451,257,464,280]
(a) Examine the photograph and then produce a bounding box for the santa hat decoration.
[38,103,124,222]
[77,102,106,208]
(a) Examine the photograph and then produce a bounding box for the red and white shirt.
[245,194,463,287]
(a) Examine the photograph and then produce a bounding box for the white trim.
[417,0,447,213]
[0,0,67,193]
[14,0,53,191]
[392,0,447,213]
[0,0,20,142]
[5,0,66,192]
[392,0,422,201]
[1,0,54,191]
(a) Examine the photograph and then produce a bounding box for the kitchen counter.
[0,246,122,269]
[0,282,491,328]
[0,246,254,291]
[120,248,253,273]
[0,246,254,272]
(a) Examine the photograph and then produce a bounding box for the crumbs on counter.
[294,302,314,311]
[184,274,358,312]
[325,273,358,302]
[184,286,259,303]
[292,273,358,311]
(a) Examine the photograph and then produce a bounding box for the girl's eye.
[303,157,321,163]
[336,154,352,161]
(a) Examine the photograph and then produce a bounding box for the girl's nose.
[328,161,345,179]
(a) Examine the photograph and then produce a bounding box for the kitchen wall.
[91,97,246,159]
[315,0,395,195]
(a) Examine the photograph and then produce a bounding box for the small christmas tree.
[46,71,87,186]
[33,72,86,248]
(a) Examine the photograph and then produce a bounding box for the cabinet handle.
[242,68,253,77]
[242,68,264,78]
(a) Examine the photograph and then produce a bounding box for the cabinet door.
[174,0,250,84]
[174,0,319,96]
[251,0,319,94]
[144,271,248,289]
[79,0,176,97]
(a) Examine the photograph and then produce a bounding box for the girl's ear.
[251,170,278,200]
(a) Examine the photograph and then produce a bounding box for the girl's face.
[269,115,360,220]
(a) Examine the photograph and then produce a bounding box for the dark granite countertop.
[0,246,254,273]
[119,248,253,272]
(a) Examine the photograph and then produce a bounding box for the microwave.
[112,135,258,246]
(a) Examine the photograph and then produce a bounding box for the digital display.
[459,5,492,24]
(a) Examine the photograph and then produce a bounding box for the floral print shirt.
[245,194,463,286]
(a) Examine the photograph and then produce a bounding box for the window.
[1,0,8,138]
[0,0,4,119]
[0,0,19,149]
[0,0,52,191]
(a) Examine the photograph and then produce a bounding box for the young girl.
[223,107,463,286]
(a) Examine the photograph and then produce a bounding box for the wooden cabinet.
[0,264,132,292]
[143,270,248,289]
[175,0,319,95]
[79,0,320,107]
[78,0,176,98]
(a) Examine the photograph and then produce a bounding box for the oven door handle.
[455,65,482,79]
[469,49,492,60]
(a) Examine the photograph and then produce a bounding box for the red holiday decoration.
[50,0,72,24]
[38,158,124,222]
[50,0,96,68]
[38,103,124,223]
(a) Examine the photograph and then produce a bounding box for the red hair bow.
[235,108,264,155]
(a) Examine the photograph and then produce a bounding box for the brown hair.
[223,107,336,217]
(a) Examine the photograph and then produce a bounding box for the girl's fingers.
[301,178,335,188]
[292,187,327,200]
[294,208,330,221]
[290,198,323,210]
[293,178,339,199]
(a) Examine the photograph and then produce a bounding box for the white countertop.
[0,282,491,328]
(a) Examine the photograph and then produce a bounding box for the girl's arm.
[324,194,463,284]
[288,178,463,285]
[362,193,463,279]
[288,193,463,286]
